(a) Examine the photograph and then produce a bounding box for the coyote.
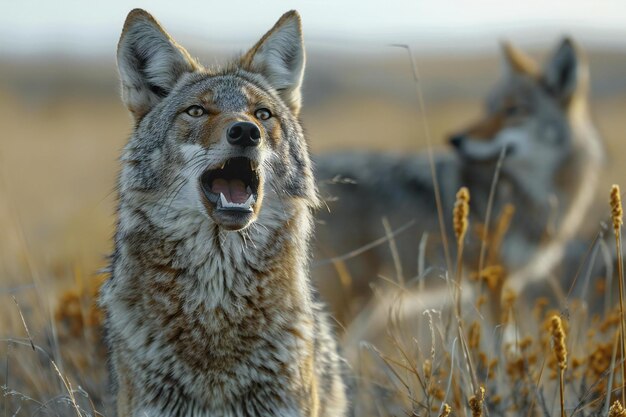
[99,9,347,417]
[314,38,604,320]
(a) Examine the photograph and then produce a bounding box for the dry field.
[2,46,626,415]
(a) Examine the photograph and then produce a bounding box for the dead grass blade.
[477,146,507,289]
[391,43,452,274]
[382,216,405,286]
[313,219,416,268]
[11,296,35,352]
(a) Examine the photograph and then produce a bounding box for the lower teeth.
[218,192,255,212]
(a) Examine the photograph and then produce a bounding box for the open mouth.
[200,157,261,215]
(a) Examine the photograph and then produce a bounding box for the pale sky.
[2,0,626,56]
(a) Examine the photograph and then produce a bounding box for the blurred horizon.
[3,0,626,58]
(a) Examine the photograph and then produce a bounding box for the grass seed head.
[468,321,481,349]
[454,186,470,243]
[423,359,432,379]
[439,403,452,417]
[550,315,567,370]
[611,184,623,234]
[501,288,517,323]
[472,265,505,291]
[610,400,626,417]
[468,386,485,417]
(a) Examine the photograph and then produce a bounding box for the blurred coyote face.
[117,10,317,231]
[449,39,597,202]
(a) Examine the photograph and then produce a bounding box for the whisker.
[160,149,210,216]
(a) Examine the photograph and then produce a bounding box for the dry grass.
[454,187,470,316]
[346,183,626,416]
[2,49,626,416]
[550,314,567,417]
[611,184,626,407]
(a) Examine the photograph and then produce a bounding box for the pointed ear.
[241,11,305,115]
[542,37,588,106]
[117,9,199,121]
[500,41,540,77]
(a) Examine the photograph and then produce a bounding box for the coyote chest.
[105,208,317,411]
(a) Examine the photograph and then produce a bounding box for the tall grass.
[345,183,626,416]
[611,184,626,406]
[2,178,625,416]
[1,48,625,417]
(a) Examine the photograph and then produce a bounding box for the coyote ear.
[542,37,588,106]
[500,41,540,77]
[117,9,199,121]
[241,11,305,116]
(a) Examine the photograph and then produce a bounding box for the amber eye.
[185,105,206,117]
[504,103,528,118]
[255,108,272,121]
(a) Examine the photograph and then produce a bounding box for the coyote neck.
[109,196,316,351]
[115,196,314,321]
[102,197,319,410]
[508,117,602,292]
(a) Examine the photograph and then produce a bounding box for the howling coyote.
[100,9,347,417]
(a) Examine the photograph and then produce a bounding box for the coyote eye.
[255,108,272,121]
[185,105,206,117]
[504,103,528,118]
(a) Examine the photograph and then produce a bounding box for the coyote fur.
[99,9,347,417]
[314,38,604,321]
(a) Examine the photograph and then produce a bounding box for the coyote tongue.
[212,179,250,203]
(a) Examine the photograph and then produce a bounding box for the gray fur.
[100,9,347,417]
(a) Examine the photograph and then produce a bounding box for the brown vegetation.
[3,48,626,415]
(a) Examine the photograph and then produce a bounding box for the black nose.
[449,134,464,149]
[227,121,261,147]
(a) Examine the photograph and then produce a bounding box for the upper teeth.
[217,192,255,212]
[217,160,258,171]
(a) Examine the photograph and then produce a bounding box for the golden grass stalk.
[330,258,354,322]
[612,185,623,232]
[382,216,404,286]
[550,315,567,370]
[468,386,485,417]
[468,321,481,350]
[454,187,470,244]
[550,315,567,417]
[611,184,626,405]
[395,44,453,273]
[423,359,432,380]
[488,203,515,266]
[610,400,626,417]
[476,147,508,292]
[453,186,470,316]
[473,265,505,292]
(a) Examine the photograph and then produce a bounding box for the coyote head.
[117,9,317,231]
[449,38,601,202]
